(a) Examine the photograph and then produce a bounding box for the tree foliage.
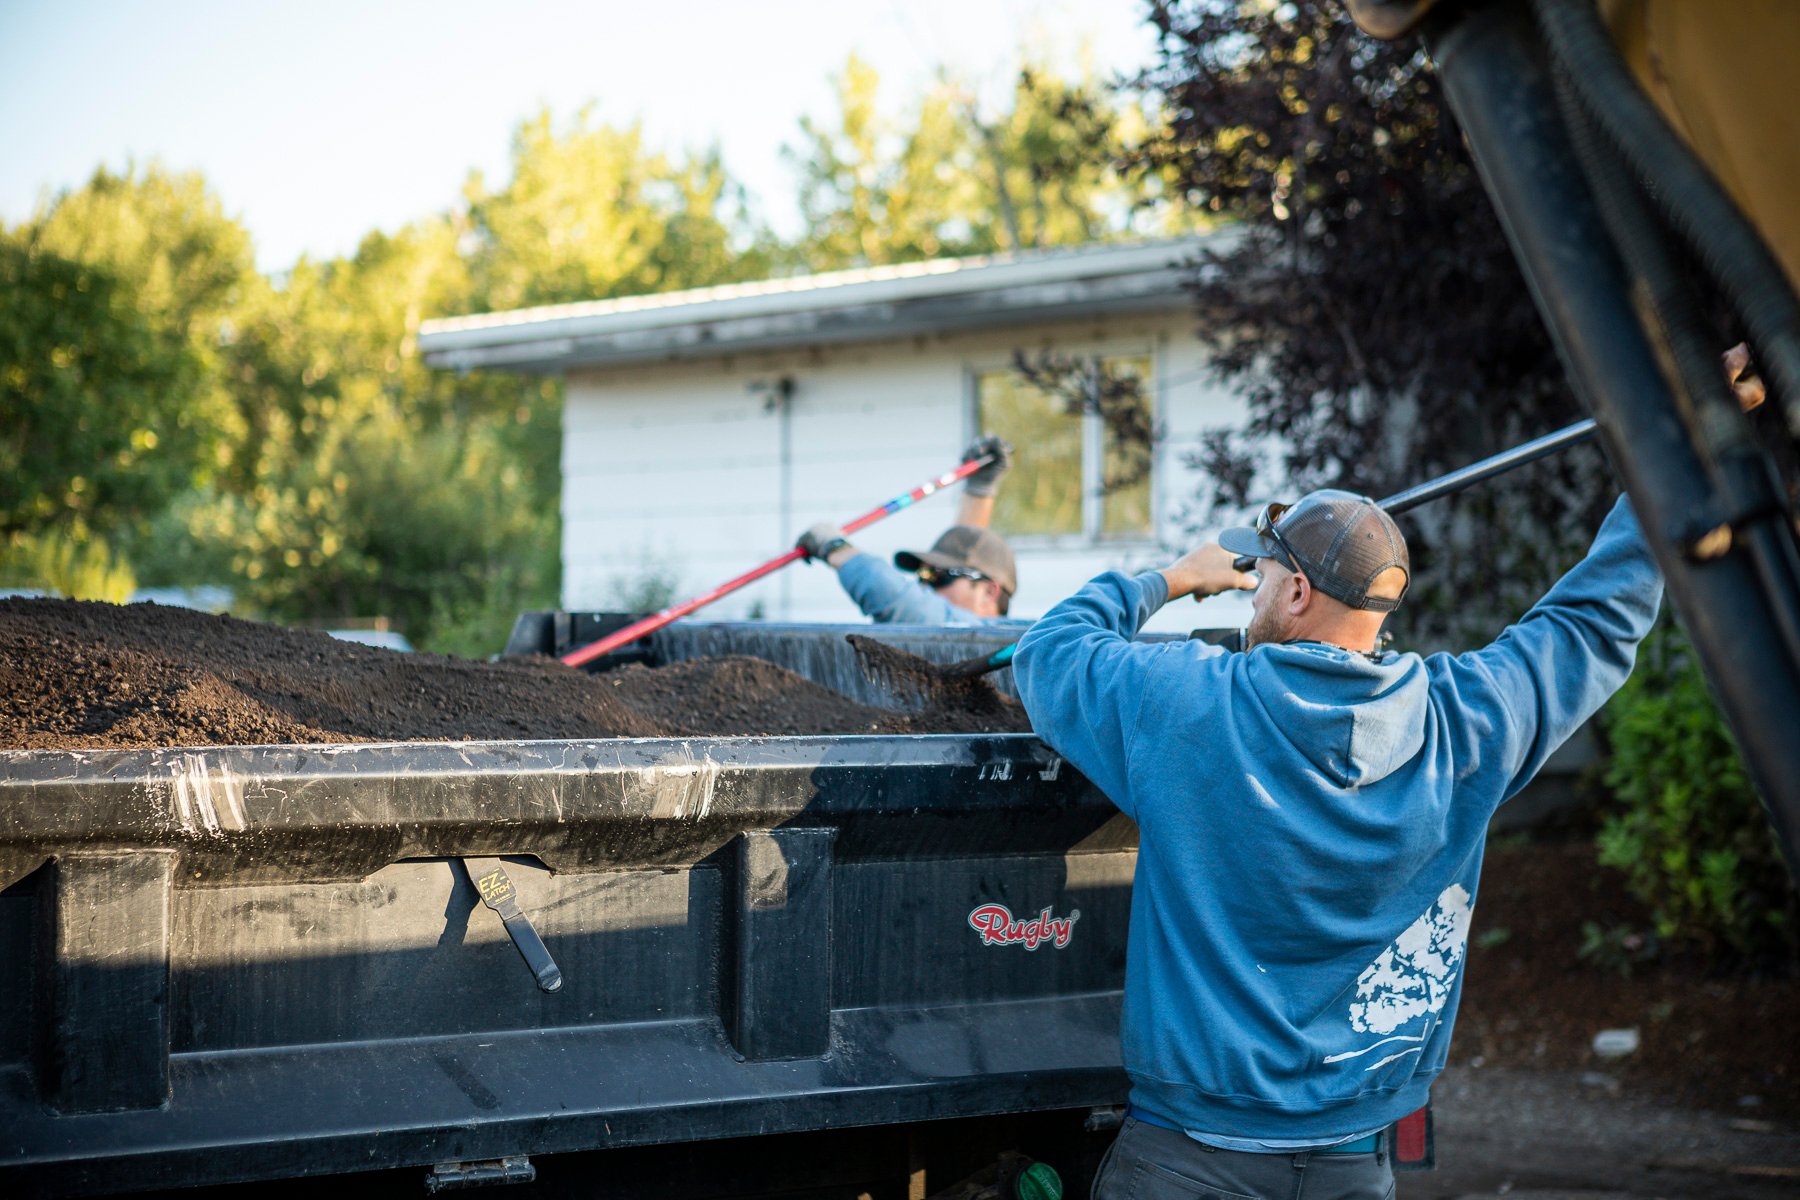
[465,106,772,310]
[0,526,137,603]
[184,413,555,658]
[1133,0,1608,644]
[0,233,210,543]
[4,104,784,651]
[165,210,567,650]
[28,165,255,481]
[789,54,1190,271]
[9,54,1192,651]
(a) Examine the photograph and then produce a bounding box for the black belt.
[1125,1105,1381,1154]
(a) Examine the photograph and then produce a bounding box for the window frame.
[963,341,1162,549]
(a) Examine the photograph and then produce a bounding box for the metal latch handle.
[463,857,562,993]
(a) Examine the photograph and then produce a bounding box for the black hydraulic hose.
[1552,60,1800,675]
[1533,0,1800,445]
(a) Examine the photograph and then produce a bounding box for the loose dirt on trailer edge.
[0,597,1028,750]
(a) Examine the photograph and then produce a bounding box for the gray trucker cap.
[1218,489,1410,613]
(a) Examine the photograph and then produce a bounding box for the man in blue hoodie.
[796,435,1020,625]
[1014,488,1663,1199]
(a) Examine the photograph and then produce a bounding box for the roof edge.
[418,235,1222,370]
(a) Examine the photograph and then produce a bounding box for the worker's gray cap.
[1218,489,1410,613]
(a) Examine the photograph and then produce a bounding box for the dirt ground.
[1456,840,1798,1119]
[1416,839,1800,1199]
[0,598,1028,748]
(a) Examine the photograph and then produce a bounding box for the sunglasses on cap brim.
[1232,501,1301,575]
[919,564,990,589]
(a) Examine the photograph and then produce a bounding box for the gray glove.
[796,521,851,562]
[962,434,1014,497]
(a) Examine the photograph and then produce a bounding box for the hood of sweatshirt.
[1240,642,1431,788]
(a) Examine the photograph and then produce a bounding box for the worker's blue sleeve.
[1432,494,1664,800]
[1014,570,1196,815]
[835,552,986,626]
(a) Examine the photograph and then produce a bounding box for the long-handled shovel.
[1224,417,1601,571]
[865,415,1604,691]
[1376,418,1596,515]
[560,454,996,668]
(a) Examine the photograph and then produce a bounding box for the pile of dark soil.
[0,598,1028,750]
[1457,838,1800,1119]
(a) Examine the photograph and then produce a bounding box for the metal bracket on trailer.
[424,1155,536,1192]
[463,857,562,992]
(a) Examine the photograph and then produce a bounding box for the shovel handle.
[561,454,995,667]
[1377,419,1598,514]
[1227,418,1600,573]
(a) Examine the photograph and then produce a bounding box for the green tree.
[0,527,137,603]
[789,53,1186,271]
[4,164,264,595]
[29,164,256,479]
[163,103,770,647]
[0,233,208,546]
[184,410,556,655]
[160,211,564,652]
[464,106,772,311]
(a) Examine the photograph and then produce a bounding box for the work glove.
[1724,342,1766,413]
[796,521,851,563]
[962,433,1014,497]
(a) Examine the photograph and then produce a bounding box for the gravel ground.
[1405,1066,1800,1199]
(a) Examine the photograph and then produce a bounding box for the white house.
[418,237,1256,634]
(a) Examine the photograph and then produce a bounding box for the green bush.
[1597,615,1797,966]
[0,526,137,603]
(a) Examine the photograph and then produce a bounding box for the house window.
[974,355,1153,539]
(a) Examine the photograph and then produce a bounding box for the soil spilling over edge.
[0,598,1028,749]
[845,634,1022,723]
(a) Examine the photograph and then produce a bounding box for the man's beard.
[1245,602,1288,650]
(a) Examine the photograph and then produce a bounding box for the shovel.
[1228,417,1601,572]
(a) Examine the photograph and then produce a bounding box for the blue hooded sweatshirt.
[836,552,1003,625]
[1013,496,1662,1142]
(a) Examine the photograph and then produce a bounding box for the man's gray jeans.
[1092,1117,1396,1200]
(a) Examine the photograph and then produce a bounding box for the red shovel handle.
[560,454,993,667]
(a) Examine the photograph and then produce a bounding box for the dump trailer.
[0,619,1232,1198]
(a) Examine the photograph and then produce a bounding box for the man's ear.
[1287,571,1313,614]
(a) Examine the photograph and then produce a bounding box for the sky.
[0,0,1162,272]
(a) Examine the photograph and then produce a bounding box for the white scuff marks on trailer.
[648,743,721,820]
[539,745,570,820]
[167,753,250,836]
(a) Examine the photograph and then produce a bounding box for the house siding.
[561,311,1254,634]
